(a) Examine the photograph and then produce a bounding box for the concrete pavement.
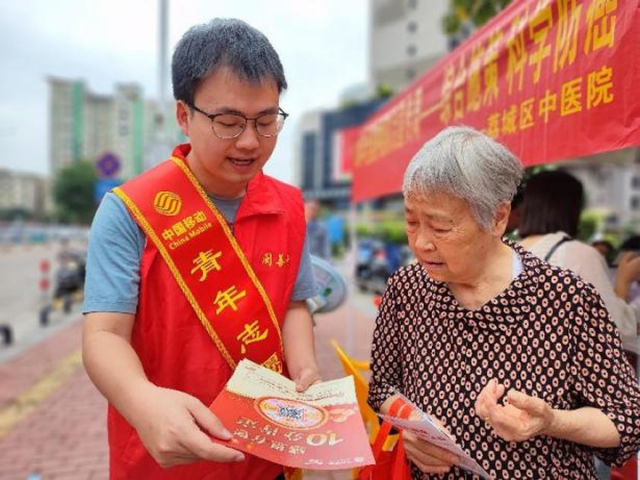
[0,288,378,480]
[0,241,86,352]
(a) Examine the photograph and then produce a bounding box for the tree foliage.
[356,220,408,244]
[443,0,513,39]
[53,161,97,225]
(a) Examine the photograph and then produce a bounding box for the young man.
[82,19,320,480]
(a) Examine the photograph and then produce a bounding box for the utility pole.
[147,0,172,170]
[159,0,169,119]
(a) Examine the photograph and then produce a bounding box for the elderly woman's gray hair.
[172,18,287,106]
[403,126,523,230]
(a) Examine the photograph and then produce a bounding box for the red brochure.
[209,359,375,470]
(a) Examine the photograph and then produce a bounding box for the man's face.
[176,67,280,198]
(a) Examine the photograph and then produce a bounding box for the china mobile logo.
[153,191,182,216]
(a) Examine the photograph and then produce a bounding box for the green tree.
[375,83,395,100]
[53,161,97,224]
[443,0,513,39]
[577,210,600,242]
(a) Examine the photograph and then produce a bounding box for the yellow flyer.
[209,359,375,470]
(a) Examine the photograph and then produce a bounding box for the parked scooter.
[355,239,414,295]
[40,245,87,325]
[53,248,86,307]
[355,239,385,294]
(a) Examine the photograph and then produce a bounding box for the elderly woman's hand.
[475,379,555,443]
[402,425,460,475]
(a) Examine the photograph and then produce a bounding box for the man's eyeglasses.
[188,103,289,139]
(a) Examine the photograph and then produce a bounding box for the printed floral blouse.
[368,243,640,479]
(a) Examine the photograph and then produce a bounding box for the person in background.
[519,170,640,337]
[304,199,330,260]
[82,19,319,480]
[614,235,640,306]
[592,239,615,266]
[505,189,524,237]
[368,126,640,479]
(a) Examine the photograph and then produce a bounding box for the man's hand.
[403,428,459,475]
[131,385,245,468]
[293,367,321,392]
[475,379,554,443]
[282,300,321,392]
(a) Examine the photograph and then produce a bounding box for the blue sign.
[95,178,122,204]
[96,152,121,179]
[326,216,345,244]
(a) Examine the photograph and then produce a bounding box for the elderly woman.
[368,126,640,479]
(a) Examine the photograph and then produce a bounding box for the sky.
[0,0,369,185]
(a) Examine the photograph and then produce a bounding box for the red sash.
[114,156,285,373]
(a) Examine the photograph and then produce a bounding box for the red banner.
[351,0,640,202]
[332,126,360,182]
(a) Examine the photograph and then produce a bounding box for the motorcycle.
[355,239,384,294]
[53,250,86,302]
[355,240,414,295]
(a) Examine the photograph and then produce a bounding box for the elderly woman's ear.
[491,201,512,236]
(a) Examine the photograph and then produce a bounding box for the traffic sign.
[95,178,122,203]
[96,152,121,179]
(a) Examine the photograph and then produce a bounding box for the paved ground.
[0,284,377,480]
[0,241,87,353]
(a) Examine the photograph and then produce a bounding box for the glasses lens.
[256,113,286,137]
[212,114,246,138]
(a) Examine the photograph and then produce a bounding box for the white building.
[563,149,640,231]
[293,0,450,207]
[0,169,52,217]
[48,78,169,180]
[369,0,448,93]
[49,78,81,174]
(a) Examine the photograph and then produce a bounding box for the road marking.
[0,349,82,439]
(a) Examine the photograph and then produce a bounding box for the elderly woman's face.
[405,191,501,284]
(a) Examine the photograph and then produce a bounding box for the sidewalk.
[0,293,377,480]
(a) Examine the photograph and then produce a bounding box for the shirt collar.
[172,143,284,218]
[430,239,543,333]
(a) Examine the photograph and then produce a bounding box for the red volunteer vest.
[107,145,305,479]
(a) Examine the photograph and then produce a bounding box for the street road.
[0,244,56,319]
[0,241,85,361]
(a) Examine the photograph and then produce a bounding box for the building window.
[302,133,316,191]
[407,0,418,10]
[407,68,416,81]
[407,45,417,57]
[632,175,640,189]
[407,21,417,33]
[631,196,640,210]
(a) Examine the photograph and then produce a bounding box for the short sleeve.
[571,282,640,466]
[82,193,145,314]
[290,234,318,301]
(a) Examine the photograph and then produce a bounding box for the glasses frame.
[188,103,289,139]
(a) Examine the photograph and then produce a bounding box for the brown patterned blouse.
[368,243,640,479]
